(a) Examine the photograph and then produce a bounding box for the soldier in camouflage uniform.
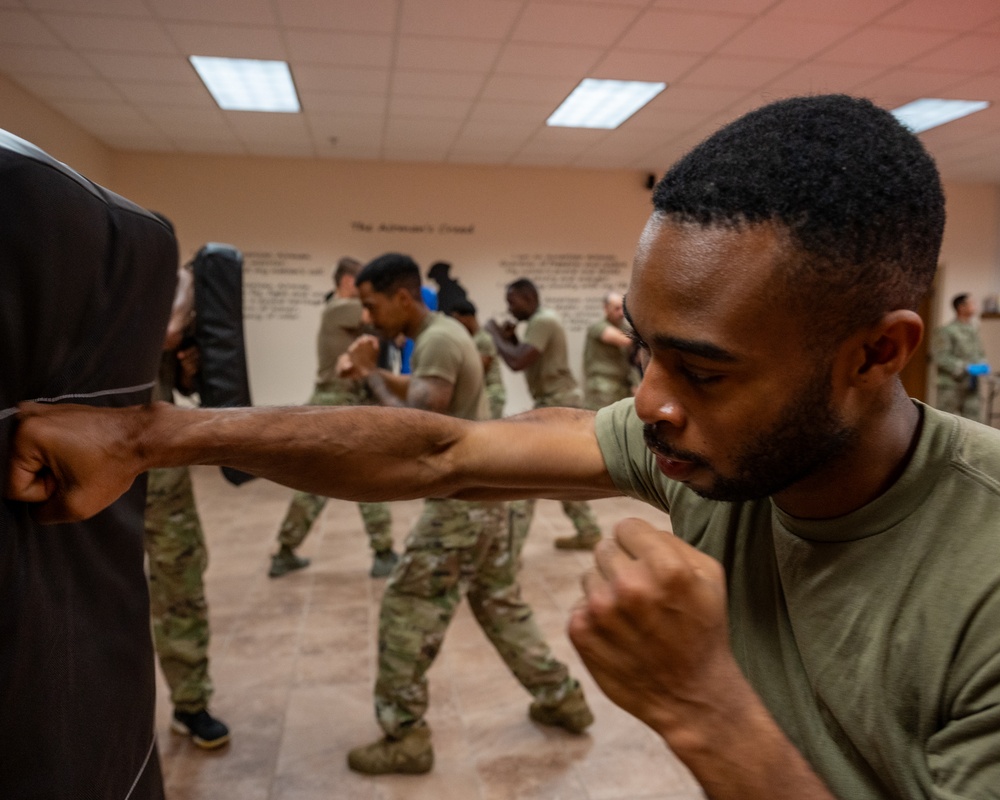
[145,257,229,749]
[486,278,603,550]
[269,257,396,578]
[339,254,593,775]
[933,292,989,421]
[583,292,637,411]
[448,298,506,419]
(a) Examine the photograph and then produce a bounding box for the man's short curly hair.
[356,252,422,300]
[652,94,945,348]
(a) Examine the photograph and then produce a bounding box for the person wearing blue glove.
[933,293,989,420]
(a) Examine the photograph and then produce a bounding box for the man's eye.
[680,364,722,385]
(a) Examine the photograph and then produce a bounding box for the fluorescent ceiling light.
[547,78,666,129]
[890,98,989,133]
[190,56,300,113]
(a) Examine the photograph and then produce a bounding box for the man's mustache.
[642,424,711,468]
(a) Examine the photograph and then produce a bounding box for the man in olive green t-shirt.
[582,291,636,411]
[12,96,1000,799]
[486,278,603,550]
[337,254,593,775]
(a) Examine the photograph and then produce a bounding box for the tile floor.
[155,466,706,800]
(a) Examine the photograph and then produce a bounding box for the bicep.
[449,407,618,501]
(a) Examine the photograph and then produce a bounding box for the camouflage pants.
[936,382,981,421]
[508,497,601,546]
[275,385,392,554]
[375,498,572,737]
[584,375,631,412]
[144,466,213,713]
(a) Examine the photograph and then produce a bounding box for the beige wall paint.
[0,74,112,185]
[111,152,653,410]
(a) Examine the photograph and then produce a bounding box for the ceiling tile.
[719,17,858,59]
[389,95,472,119]
[23,0,153,16]
[0,45,97,77]
[479,74,578,104]
[495,42,603,77]
[652,0,774,12]
[297,91,387,115]
[42,13,177,55]
[114,81,214,107]
[767,0,901,25]
[147,0,277,26]
[275,0,396,33]
[11,74,119,102]
[396,36,503,72]
[680,55,796,89]
[877,0,1000,33]
[0,9,61,46]
[618,9,751,53]
[284,30,392,68]
[512,3,640,47]
[906,34,1000,73]
[85,52,198,83]
[399,0,522,39]
[165,22,288,60]
[288,66,389,96]
[306,115,384,149]
[760,63,887,97]
[226,110,310,143]
[651,84,750,111]
[590,50,704,82]
[855,67,983,99]
[142,105,232,138]
[391,70,487,99]
[819,25,955,67]
[172,137,247,154]
[465,100,554,125]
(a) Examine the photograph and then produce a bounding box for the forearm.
[658,675,837,800]
[136,402,466,500]
[364,369,409,406]
[491,337,536,371]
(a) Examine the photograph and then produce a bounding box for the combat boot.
[347,726,433,775]
[269,546,310,578]
[370,549,400,578]
[554,533,600,550]
[529,683,594,733]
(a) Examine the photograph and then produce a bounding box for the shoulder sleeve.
[412,329,461,385]
[925,588,1000,797]
[523,313,554,351]
[594,398,676,513]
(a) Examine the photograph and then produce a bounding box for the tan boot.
[347,726,434,775]
[554,533,600,550]
[529,683,594,733]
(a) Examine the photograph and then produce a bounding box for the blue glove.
[967,362,990,376]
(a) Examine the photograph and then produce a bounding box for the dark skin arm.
[484,319,541,372]
[572,519,837,800]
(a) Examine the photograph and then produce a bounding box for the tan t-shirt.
[595,398,1000,799]
[522,306,578,407]
[315,296,363,386]
[411,312,488,421]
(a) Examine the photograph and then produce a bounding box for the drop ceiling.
[2,0,1000,182]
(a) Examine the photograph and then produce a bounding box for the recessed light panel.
[547,79,666,129]
[890,98,989,133]
[190,56,301,113]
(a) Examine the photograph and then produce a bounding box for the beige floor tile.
[154,466,706,799]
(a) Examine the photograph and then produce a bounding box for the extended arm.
[6,401,617,523]
[571,519,837,800]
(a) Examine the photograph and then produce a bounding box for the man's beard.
[644,368,857,503]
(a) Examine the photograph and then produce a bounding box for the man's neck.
[771,387,922,520]
[402,306,431,340]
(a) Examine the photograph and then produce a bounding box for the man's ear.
[850,310,924,384]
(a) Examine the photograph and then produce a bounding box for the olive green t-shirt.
[933,320,986,388]
[411,312,488,422]
[472,327,505,417]
[315,296,363,386]
[522,306,579,407]
[583,318,632,384]
[595,398,1000,800]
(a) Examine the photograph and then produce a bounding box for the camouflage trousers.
[375,498,573,737]
[584,375,631,412]
[276,385,392,554]
[508,497,601,546]
[144,466,213,713]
